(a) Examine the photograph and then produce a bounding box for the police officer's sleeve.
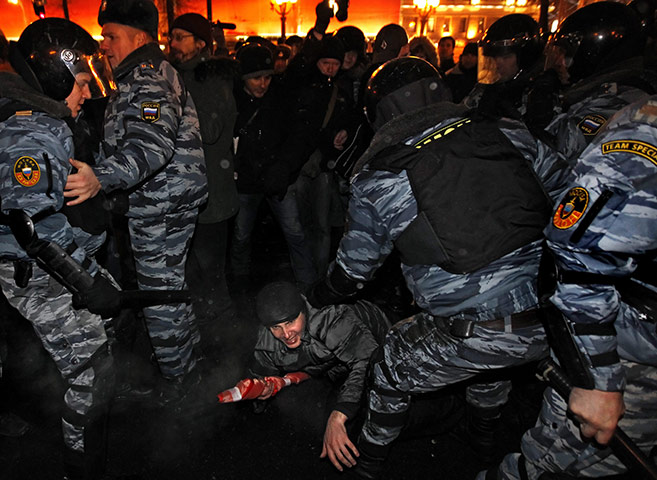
[335,169,417,281]
[92,66,184,191]
[0,117,98,273]
[545,104,657,392]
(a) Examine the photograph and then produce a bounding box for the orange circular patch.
[13,156,41,187]
[553,187,588,230]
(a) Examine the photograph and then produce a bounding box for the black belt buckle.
[449,318,475,339]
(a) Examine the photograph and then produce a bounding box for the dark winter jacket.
[233,82,292,196]
[174,55,239,223]
[250,299,391,420]
[281,69,358,176]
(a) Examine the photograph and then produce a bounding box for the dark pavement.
[1,210,551,480]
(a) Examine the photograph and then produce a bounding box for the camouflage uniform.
[488,96,657,480]
[331,104,569,459]
[0,73,114,471]
[545,60,657,168]
[93,43,207,379]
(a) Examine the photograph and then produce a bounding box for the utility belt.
[12,241,91,288]
[438,309,542,339]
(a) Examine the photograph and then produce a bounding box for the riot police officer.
[308,57,569,478]
[0,18,118,480]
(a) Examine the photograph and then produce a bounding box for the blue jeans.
[230,187,318,287]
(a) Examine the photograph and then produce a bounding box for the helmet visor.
[477,46,500,84]
[60,49,116,99]
[548,31,581,67]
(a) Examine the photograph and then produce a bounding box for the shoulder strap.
[321,82,339,130]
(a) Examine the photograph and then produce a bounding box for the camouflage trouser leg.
[129,209,200,379]
[493,359,657,480]
[360,312,548,456]
[0,264,112,457]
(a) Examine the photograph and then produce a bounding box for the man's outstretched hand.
[321,410,359,471]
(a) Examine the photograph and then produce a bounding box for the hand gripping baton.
[537,358,657,480]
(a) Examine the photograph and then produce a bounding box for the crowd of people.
[0,0,656,479]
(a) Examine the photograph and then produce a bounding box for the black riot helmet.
[629,0,657,38]
[551,2,644,83]
[12,18,114,101]
[478,14,542,83]
[364,56,452,131]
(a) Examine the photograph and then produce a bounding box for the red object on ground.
[217,372,311,403]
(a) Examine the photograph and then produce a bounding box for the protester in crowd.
[308,55,569,478]
[445,41,478,103]
[274,44,292,74]
[64,0,208,406]
[437,35,455,72]
[229,44,317,291]
[291,35,358,279]
[335,25,369,105]
[409,36,439,69]
[371,23,409,65]
[0,18,119,479]
[250,281,393,472]
[168,13,240,351]
[285,35,304,60]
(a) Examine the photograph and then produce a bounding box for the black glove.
[335,0,349,22]
[314,1,334,35]
[73,274,122,319]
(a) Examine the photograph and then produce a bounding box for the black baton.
[537,358,657,480]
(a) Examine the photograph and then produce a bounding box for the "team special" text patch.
[601,140,657,167]
[13,156,40,187]
[553,186,588,229]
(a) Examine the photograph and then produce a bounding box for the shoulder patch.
[13,156,41,187]
[633,100,657,126]
[601,140,657,167]
[577,114,606,136]
[141,102,160,123]
[553,187,588,229]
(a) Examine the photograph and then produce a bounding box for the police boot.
[467,404,502,464]
[154,367,202,410]
[347,451,386,480]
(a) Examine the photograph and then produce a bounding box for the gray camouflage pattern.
[0,110,111,455]
[129,209,200,378]
[333,113,569,454]
[94,48,206,378]
[95,55,207,217]
[491,95,657,479]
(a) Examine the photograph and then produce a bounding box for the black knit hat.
[98,0,159,39]
[171,13,212,49]
[256,281,306,328]
[316,35,345,63]
[236,43,274,79]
